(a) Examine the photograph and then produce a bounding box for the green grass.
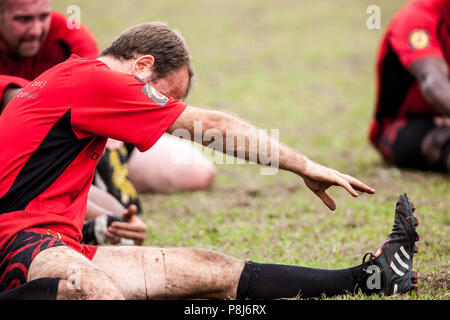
[55,0,449,299]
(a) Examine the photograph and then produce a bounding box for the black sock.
[0,278,60,300]
[236,261,376,299]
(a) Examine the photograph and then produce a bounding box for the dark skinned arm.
[409,57,450,116]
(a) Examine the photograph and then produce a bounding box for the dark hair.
[100,22,194,99]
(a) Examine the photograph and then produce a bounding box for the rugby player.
[0,0,216,197]
[0,22,420,300]
[0,0,147,245]
[369,0,450,172]
[0,0,214,244]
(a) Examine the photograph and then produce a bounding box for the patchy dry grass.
[55,0,449,299]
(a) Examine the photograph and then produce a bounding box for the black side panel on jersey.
[0,109,93,214]
[57,40,72,60]
[376,45,415,123]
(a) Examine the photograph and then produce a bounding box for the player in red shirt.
[0,22,422,300]
[0,4,98,80]
[0,0,149,246]
[0,0,216,211]
[369,0,450,172]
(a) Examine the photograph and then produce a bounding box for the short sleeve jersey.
[0,55,187,249]
[369,0,450,146]
[0,11,99,81]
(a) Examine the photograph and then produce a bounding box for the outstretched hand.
[106,204,147,245]
[301,159,375,211]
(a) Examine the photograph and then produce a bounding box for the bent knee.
[57,276,125,300]
[421,127,450,165]
[183,163,216,191]
[28,246,125,300]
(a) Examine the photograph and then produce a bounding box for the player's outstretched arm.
[409,57,450,116]
[168,106,375,210]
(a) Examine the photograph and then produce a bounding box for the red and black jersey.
[369,0,450,146]
[0,11,99,81]
[0,55,187,250]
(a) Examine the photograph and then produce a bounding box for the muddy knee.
[28,246,124,300]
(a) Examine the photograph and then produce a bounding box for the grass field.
[55,0,449,299]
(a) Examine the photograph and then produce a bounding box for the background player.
[369,0,450,172]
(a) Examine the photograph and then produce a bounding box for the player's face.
[148,65,190,101]
[0,0,52,57]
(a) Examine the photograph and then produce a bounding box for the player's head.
[0,0,52,57]
[100,22,194,100]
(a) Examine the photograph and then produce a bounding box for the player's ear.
[132,55,155,76]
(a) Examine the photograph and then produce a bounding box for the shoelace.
[362,252,376,264]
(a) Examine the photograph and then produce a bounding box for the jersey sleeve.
[388,7,444,69]
[51,11,99,59]
[70,64,187,152]
[0,75,30,100]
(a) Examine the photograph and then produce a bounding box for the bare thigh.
[127,134,216,193]
[92,246,245,300]
[27,246,124,300]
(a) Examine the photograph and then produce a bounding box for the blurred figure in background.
[369,0,450,173]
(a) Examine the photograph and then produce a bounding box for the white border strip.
[390,261,405,277]
[394,253,409,270]
[400,246,410,260]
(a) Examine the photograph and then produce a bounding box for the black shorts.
[0,230,65,292]
[378,118,436,170]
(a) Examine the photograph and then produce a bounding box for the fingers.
[338,173,376,194]
[105,231,120,244]
[304,168,375,211]
[122,204,138,221]
[107,229,144,246]
[315,190,336,211]
[335,176,359,197]
[109,221,146,235]
[107,219,146,245]
[109,206,146,245]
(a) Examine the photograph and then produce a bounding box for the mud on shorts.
[378,118,437,170]
[0,228,97,293]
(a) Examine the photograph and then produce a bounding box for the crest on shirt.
[142,84,169,106]
[409,29,430,50]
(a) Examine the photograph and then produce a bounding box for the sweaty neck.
[97,56,134,74]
